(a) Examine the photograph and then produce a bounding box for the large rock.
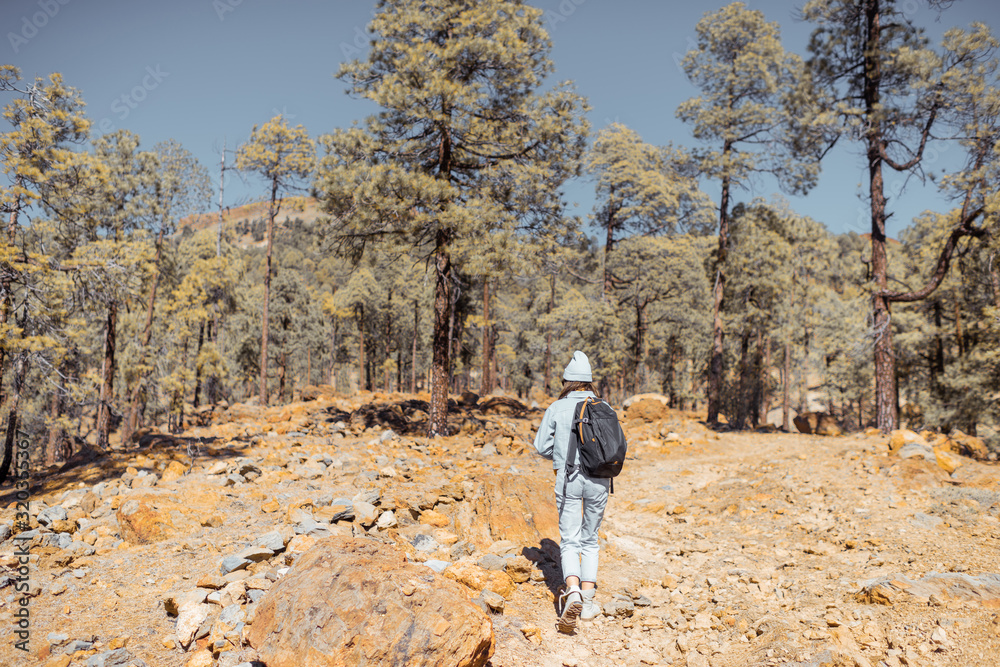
[793,412,842,436]
[247,537,494,667]
[442,561,516,600]
[947,430,991,460]
[454,474,558,550]
[625,398,668,423]
[116,492,218,545]
[855,572,1000,607]
[622,393,669,409]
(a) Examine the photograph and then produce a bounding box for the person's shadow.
[522,538,566,615]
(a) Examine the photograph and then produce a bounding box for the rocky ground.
[1,389,998,667]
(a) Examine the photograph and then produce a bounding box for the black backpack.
[565,397,628,494]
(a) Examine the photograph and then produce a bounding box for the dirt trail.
[0,396,997,667]
[493,430,1000,667]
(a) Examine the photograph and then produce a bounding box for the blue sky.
[3,0,998,238]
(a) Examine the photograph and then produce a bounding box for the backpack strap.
[563,398,591,497]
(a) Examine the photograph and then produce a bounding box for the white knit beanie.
[563,350,592,382]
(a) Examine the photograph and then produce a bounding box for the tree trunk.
[260,180,279,407]
[429,234,452,437]
[278,350,287,403]
[801,327,813,413]
[217,138,227,257]
[782,341,791,431]
[751,331,766,429]
[385,289,394,392]
[602,189,618,299]
[480,279,492,396]
[864,0,898,433]
[990,251,1000,307]
[46,380,65,466]
[0,354,28,485]
[411,300,419,394]
[735,325,752,430]
[666,335,677,408]
[356,304,366,391]
[123,225,167,445]
[544,274,555,393]
[633,301,647,395]
[954,299,964,357]
[330,317,338,391]
[0,190,21,411]
[396,348,403,393]
[707,165,732,424]
[172,336,189,434]
[192,320,206,410]
[931,300,945,404]
[96,302,118,450]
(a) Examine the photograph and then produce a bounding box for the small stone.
[520,624,542,644]
[63,639,94,654]
[476,554,507,571]
[423,560,450,573]
[85,648,131,667]
[412,534,440,553]
[260,499,281,513]
[376,511,398,529]
[39,506,69,526]
[480,589,505,613]
[164,589,208,616]
[506,556,532,583]
[206,461,227,475]
[161,460,188,483]
[353,501,378,527]
[328,498,355,522]
[236,545,274,563]
[419,509,451,528]
[253,531,285,552]
[220,555,251,575]
[184,649,214,667]
[197,574,226,590]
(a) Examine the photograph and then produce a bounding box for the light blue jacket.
[533,390,597,471]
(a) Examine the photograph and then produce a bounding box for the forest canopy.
[1,0,998,476]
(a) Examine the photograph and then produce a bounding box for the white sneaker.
[580,588,601,621]
[557,586,583,633]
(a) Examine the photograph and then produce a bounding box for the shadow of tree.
[0,432,256,509]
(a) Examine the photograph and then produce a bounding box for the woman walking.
[533,350,608,633]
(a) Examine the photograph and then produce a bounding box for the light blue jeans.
[555,468,609,583]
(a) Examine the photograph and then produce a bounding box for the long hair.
[558,380,599,400]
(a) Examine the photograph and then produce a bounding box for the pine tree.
[677,2,819,425]
[317,0,588,435]
[236,116,314,406]
[586,123,712,296]
[801,1,1000,431]
[0,68,89,476]
[121,140,211,444]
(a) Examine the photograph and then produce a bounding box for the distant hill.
[177,196,324,248]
